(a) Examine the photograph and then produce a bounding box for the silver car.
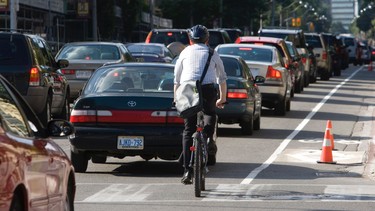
[55,42,134,102]
[305,33,332,80]
[216,43,292,116]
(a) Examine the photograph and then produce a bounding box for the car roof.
[217,43,277,50]
[236,36,285,44]
[62,41,124,46]
[259,28,303,34]
[101,62,175,69]
[151,28,187,32]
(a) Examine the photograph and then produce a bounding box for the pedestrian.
[173,24,227,185]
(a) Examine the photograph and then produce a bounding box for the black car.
[0,31,70,125]
[207,29,232,48]
[125,42,175,63]
[216,55,264,135]
[69,62,218,173]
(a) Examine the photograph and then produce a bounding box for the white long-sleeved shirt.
[174,44,227,85]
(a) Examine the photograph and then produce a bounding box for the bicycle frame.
[189,111,208,197]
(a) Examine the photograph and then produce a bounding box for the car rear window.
[84,66,175,94]
[218,46,273,63]
[259,31,305,48]
[0,35,30,65]
[305,35,322,48]
[150,32,189,45]
[57,45,121,60]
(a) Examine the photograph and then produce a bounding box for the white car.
[216,43,292,116]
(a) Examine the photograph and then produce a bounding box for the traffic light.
[292,18,296,27]
[296,17,301,27]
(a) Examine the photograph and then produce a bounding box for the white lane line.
[241,67,364,185]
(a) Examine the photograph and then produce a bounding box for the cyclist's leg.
[202,84,217,139]
[181,115,197,184]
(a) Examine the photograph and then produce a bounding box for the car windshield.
[57,44,121,60]
[305,35,322,48]
[150,32,189,45]
[83,66,175,94]
[218,46,273,63]
[127,44,163,56]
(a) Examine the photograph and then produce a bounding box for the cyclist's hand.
[216,99,227,109]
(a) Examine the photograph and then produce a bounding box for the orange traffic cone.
[326,120,335,150]
[317,128,336,164]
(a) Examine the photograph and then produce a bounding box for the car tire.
[294,79,302,93]
[207,154,216,166]
[10,191,24,211]
[91,155,107,164]
[321,71,330,81]
[253,112,261,131]
[286,98,291,112]
[65,178,75,211]
[40,95,52,126]
[275,97,287,116]
[71,150,88,173]
[56,96,70,120]
[240,117,253,135]
[304,73,310,87]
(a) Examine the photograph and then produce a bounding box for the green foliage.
[97,0,116,41]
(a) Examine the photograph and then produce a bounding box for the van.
[339,35,357,64]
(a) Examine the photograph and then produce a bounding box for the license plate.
[76,70,92,79]
[117,136,144,150]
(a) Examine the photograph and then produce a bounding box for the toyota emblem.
[127,101,137,107]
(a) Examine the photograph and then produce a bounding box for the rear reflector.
[29,67,40,86]
[266,66,282,79]
[227,89,248,99]
[322,52,327,60]
[61,69,76,75]
[70,109,184,124]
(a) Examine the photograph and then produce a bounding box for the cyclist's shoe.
[181,168,193,185]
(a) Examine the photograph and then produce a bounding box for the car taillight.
[165,111,184,123]
[227,89,248,99]
[322,52,327,60]
[301,57,307,64]
[61,69,76,75]
[70,110,97,123]
[266,65,282,79]
[29,67,40,86]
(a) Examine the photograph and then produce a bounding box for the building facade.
[331,0,359,31]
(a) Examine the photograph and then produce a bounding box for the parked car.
[235,36,299,98]
[339,34,358,65]
[216,43,292,116]
[305,33,332,80]
[69,62,218,172]
[216,55,264,135]
[358,41,371,65]
[55,41,134,102]
[0,74,76,210]
[207,28,232,48]
[0,31,71,125]
[125,42,175,63]
[285,41,305,93]
[258,27,314,87]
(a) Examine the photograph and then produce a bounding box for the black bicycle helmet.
[188,25,209,43]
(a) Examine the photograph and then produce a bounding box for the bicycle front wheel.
[194,138,203,197]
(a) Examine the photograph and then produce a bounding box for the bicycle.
[188,110,209,197]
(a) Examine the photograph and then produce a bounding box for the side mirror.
[47,119,75,137]
[57,59,69,68]
[254,75,265,84]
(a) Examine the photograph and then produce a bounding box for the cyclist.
[174,24,227,185]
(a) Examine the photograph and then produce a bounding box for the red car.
[0,74,76,210]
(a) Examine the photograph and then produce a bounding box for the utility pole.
[10,0,17,30]
[92,0,98,41]
[271,0,275,26]
[149,0,154,30]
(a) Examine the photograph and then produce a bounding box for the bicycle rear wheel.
[194,138,203,197]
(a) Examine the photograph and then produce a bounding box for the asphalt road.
[55,64,375,211]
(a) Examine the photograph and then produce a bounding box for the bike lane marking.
[240,67,364,185]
